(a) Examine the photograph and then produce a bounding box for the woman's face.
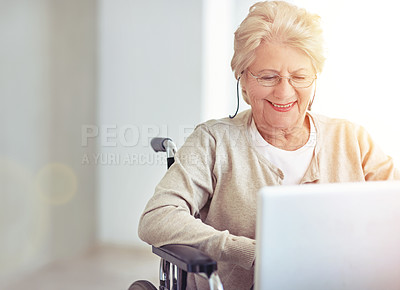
[242,42,316,134]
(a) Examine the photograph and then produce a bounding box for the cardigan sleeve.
[356,125,400,181]
[138,124,256,270]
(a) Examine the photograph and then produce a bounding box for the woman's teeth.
[270,101,294,108]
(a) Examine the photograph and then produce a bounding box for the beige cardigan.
[138,109,399,289]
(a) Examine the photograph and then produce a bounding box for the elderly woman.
[138,1,400,289]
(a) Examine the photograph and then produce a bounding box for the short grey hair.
[231,1,325,103]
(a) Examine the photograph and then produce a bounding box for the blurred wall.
[0,0,97,284]
[1,0,204,283]
[97,0,203,246]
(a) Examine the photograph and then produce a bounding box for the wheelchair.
[128,138,224,290]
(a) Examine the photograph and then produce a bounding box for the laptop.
[255,181,400,290]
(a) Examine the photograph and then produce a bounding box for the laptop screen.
[255,181,400,290]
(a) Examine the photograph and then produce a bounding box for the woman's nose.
[273,77,295,98]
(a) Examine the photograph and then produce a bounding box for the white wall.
[97,0,203,246]
[1,0,97,284]
[296,0,400,166]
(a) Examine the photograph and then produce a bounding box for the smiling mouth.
[268,100,296,108]
[271,102,294,108]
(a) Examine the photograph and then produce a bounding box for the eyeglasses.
[248,70,317,88]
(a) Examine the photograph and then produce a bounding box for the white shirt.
[249,116,316,185]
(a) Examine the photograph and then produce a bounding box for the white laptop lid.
[255,181,400,290]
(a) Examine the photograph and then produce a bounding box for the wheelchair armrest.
[152,244,217,277]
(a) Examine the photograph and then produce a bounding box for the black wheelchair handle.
[151,137,172,152]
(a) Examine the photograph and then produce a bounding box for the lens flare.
[0,157,49,275]
[35,163,78,205]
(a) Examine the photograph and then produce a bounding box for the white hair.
[231,1,325,103]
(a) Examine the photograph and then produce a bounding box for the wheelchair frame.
[129,137,224,290]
